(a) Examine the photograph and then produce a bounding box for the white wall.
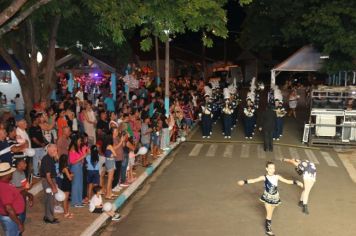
[0,71,24,104]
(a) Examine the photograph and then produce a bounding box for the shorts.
[105,158,116,171]
[129,157,135,167]
[87,170,99,184]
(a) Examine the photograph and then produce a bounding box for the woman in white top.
[282,158,316,214]
[288,90,299,118]
[238,161,303,236]
[83,101,97,145]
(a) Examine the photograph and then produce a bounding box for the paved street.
[101,125,356,236]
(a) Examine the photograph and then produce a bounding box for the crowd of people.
[0,68,209,235]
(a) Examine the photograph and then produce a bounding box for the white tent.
[271,45,323,86]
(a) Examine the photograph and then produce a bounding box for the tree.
[239,0,356,72]
[0,0,53,36]
[0,0,77,118]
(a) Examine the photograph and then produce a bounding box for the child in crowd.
[127,151,136,183]
[86,145,100,200]
[89,186,121,221]
[59,154,74,219]
[11,158,30,190]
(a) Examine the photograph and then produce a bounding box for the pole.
[155,36,160,81]
[164,39,170,117]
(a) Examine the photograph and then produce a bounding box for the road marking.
[257,145,266,159]
[338,153,356,183]
[206,144,218,157]
[289,147,300,160]
[321,151,338,167]
[188,144,203,157]
[304,149,320,164]
[241,144,250,158]
[223,144,234,158]
[275,146,283,161]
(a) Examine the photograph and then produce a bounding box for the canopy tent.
[271,45,322,86]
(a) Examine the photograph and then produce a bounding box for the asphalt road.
[101,138,356,236]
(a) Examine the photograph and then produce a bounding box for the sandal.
[105,196,115,200]
[64,213,73,219]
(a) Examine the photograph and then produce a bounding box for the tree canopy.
[239,0,356,72]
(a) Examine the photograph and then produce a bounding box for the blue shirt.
[85,155,99,171]
[104,97,115,112]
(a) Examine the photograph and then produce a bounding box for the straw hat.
[0,163,16,177]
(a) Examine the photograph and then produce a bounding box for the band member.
[199,95,213,138]
[243,100,255,139]
[273,100,287,140]
[282,158,316,214]
[222,98,233,139]
[238,161,303,235]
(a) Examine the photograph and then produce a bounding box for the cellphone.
[28,173,33,185]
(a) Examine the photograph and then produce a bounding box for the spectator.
[83,101,97,145]
[0,162,33,235]
[13,94,24,114]
[69,135,89,207]
[29,113,48,178]
[89,186,121,221]
[57,126,71,157]
[56,109,68,138]
[104,93,116,112]
[85,145,100,200]
[103,134,117,199]
[40,144,59,224]
[140,117,152,167]
[59,154,73,219]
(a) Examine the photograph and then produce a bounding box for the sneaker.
[210,132,212,135]
[280,134,283,137]
[273,138,276,141]
[224,136,227,139]
[245,137,248,139]
[228,136,231,139]
[249,137,252,139]
[207,136,210,139]
[54,205,64,214]
[73,204,84,208]
[120,183,129,187]
[112,185,122,192]
[202,136,206,138]
[276,138,280,141]
[111,213,121,221]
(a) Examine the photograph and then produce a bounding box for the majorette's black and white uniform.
[260,175,281,205]
[295,159,317,181]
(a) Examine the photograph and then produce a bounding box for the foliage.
[84,0,252,51]
[239,0,356,72]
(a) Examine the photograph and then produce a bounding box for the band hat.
[0,163,16,177]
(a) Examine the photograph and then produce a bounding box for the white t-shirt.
[14,97,24,110]
[75,90,84,102]
[16,127,31,148]
[89,194,102,212]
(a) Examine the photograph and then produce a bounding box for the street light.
[164,29,171,117]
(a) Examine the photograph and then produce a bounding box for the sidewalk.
[19,125,199,236]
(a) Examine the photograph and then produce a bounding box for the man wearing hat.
[0,162,34,235]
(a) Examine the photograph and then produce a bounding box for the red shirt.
[0,180,25,215]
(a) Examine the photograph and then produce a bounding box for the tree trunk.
[0,0,27,27]
[0,0,53,37]
[164,39,170,116]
